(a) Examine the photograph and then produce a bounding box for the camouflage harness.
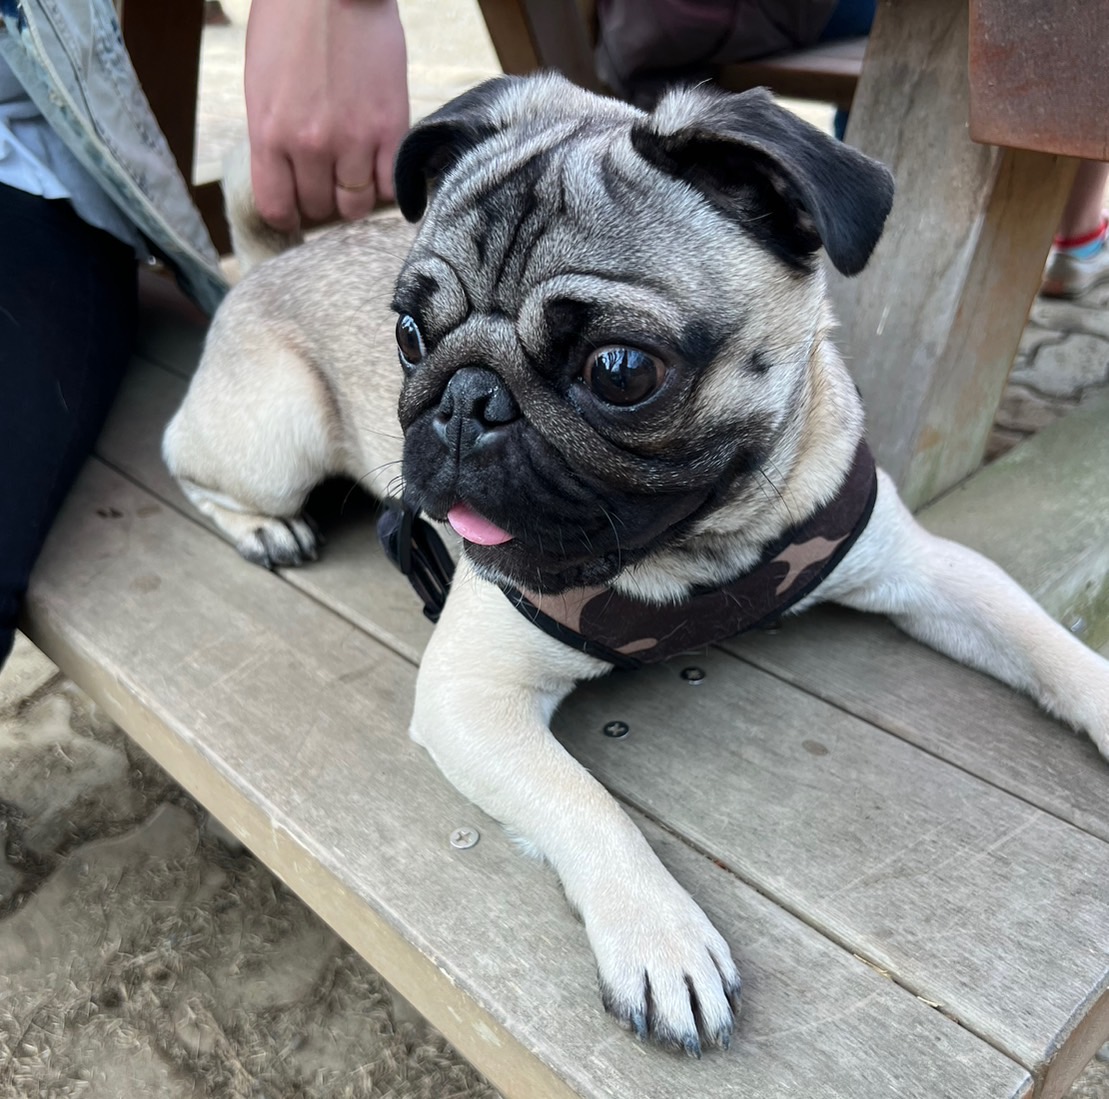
[380,442,877,669]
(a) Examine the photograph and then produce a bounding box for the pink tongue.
[447,502,514,545]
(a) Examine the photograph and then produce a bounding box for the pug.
[163,73,1109,1056]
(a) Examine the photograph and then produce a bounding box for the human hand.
[244,0,409,230]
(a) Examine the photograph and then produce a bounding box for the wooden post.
[120,1,230,254]
[826,0,1078,509]
[120,0,204,183]
[476,0,601,91]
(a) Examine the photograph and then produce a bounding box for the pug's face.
[391,76,892,594]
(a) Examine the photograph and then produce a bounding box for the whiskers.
[344,460,405,511]
[600,507,624,573]
[753,457,797,527]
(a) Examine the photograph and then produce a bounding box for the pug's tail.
[221,140,303,276]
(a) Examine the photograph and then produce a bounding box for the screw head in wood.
[603,720,630,738]
[680,666,706,684]
[449,827,479,849]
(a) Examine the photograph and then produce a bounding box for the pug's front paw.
[587,882,741,1056]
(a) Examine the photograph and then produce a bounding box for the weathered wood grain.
[919,392,1109,650]
[723,607,1109,844]
[554,648,1109,1091]
[714,392,1109,860]
[969,0,1109,160]
[96,357,434,664]
[21,459,1033,1099]
[826,0,1077,509]
[134,272,210,375]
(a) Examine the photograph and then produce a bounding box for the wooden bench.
[17,271,1109,1099]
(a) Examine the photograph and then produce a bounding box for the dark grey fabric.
[595,0,839,101]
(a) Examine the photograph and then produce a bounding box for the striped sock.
[1054,215,1108,258]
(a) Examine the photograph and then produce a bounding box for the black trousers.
[0,183,138,668]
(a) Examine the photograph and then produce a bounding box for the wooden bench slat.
[719,392,1109,852]
[724,606,1109,841]
[99,356,434,665]
[920,392,1109,651]
[89,350,1109,1095]
[134,274,211,377]
[554,649,1109,1094]
[716,37,866,108]
[22,454,1032,1099]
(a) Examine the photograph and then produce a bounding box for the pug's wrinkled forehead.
[390,73,892,488]
[394,73,892,278]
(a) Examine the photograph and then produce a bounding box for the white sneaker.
[1041,220,1109,299]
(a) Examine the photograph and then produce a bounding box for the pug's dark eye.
[583,346,665,406]
[396,314,425,368]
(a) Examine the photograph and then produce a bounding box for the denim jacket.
[0,0,227,314]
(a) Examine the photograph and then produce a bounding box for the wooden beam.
[192,180,230,256]
[476,0,600,90]
[969,0,1109,159]
[717,36,865,110]
[826,0,1077,509]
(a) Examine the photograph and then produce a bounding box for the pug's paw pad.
[589,888,741,1055]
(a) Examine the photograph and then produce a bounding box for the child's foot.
[1041,214,1109,298]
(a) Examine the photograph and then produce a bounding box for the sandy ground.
[0,636,499,1099]
[3,1,1109,1095]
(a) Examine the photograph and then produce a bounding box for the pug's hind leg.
[175,479,320,569]
[824,472,1109,757]
[163,343,338,569]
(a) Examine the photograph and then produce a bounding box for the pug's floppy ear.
[631,86,894,276]
[394,76,521,221]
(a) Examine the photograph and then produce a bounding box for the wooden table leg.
[826,0,1078,510]
[121,0,204,184]
[476,0,600,91]
[120,0,231,255]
